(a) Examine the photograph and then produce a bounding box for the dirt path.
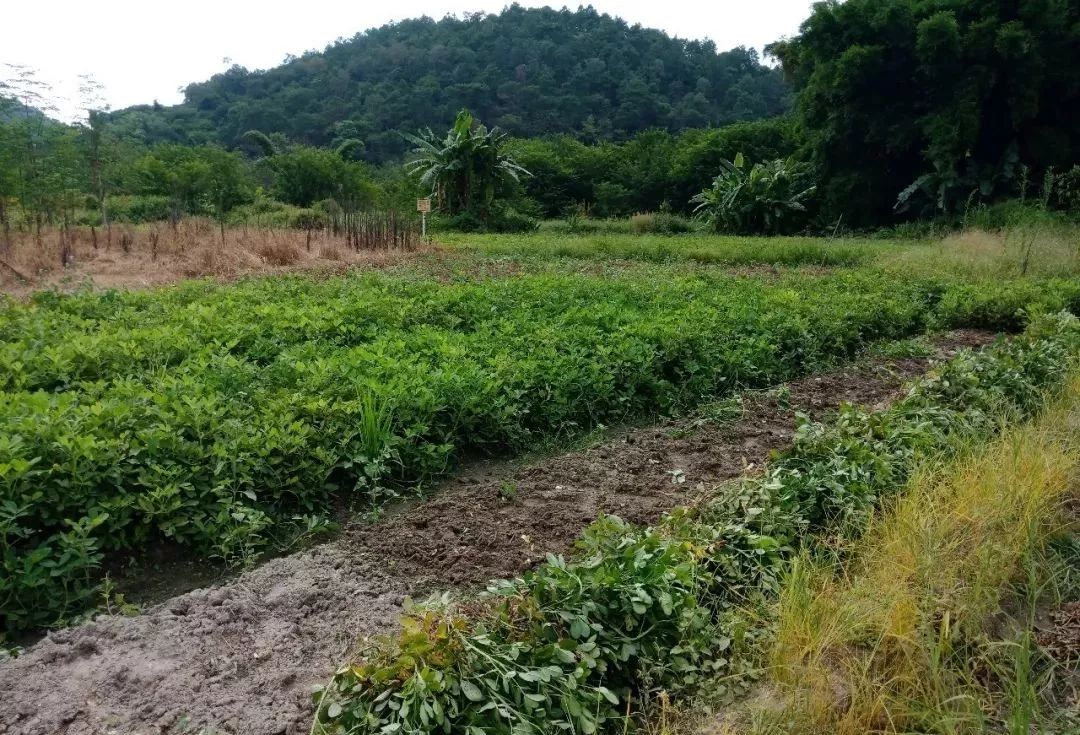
[0,331,993,735]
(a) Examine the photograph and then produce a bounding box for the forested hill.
[106,4,791,161]
[0,97,50,124]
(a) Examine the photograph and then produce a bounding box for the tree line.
[770,0,1080,228]
[1,0,1077,240]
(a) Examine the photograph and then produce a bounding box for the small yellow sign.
[416,198,432,213]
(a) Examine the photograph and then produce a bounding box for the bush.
[107,195,174,224]
[691,154,816,235]
[628,211,695,235]
[965,201,1063,231]
[290,208,328,230]
[1051,165,1080,214]
[435,206,538,233]
[227,196,321,230]
[536,218,633,235]
[255,240,303,266]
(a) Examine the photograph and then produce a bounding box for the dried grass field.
[0,218,427,296]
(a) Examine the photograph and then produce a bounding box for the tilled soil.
[0,330,994,735]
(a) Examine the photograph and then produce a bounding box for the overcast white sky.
[4,0,815,121]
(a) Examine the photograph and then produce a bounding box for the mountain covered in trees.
[0,97,51,124]
[106,4,791,161]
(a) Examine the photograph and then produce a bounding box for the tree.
[241,129,279,158]
[0,99,18,249]
[133,145,211,225]
[769,0,1080,226]
[132,145,252,230]
[505,118,801,220]
[78,75,115,246]
[264,145,350,207]
[1,64,57,241]
[404,109,529,215]
[201,147,251,242]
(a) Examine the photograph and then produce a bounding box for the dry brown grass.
[0,218,430,297]
[253,239,303,267]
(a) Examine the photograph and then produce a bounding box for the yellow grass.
[763,375,1080,735]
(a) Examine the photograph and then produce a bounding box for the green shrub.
[536,218,634,236]
[1051,165,1080,214]
[628,212,695,235]
[965,201,1064,231]
[107,194,174,223]
[226,196,322,229]
[435,206,538,233]
[691,154,816,235]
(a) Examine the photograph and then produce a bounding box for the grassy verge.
[439,221,1080,281]
[311,312,1080,735]
[749,374,1080,735]
[437,232,895,268]
[881,225,1080,281]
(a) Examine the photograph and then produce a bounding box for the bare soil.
[0,331,994,735]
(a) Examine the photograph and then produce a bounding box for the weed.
[345,389,398,508]
[99,575,140,618]
[497,480,518,502]
[869,335,935,359]
[701,396,744,424]
[277,513,337,553]
[758,372,1080,735]
[769,384,792,410]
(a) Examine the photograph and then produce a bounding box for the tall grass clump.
[764,374,1080,735]
[884,226,1080,282]
[628,212,695,235]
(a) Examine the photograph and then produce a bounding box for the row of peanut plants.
[312,311,1080,735]
[1,268,1079,633]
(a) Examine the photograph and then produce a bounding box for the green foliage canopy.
[769,0,1080,227]
[508,117,800,218]
[104,6,791,161]
[131,144,250,220]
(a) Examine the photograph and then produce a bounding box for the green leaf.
[597,686,619,705]
[460,680,485,702]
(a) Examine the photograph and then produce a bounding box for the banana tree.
[691,153,816,235]
[403,109,530,215]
